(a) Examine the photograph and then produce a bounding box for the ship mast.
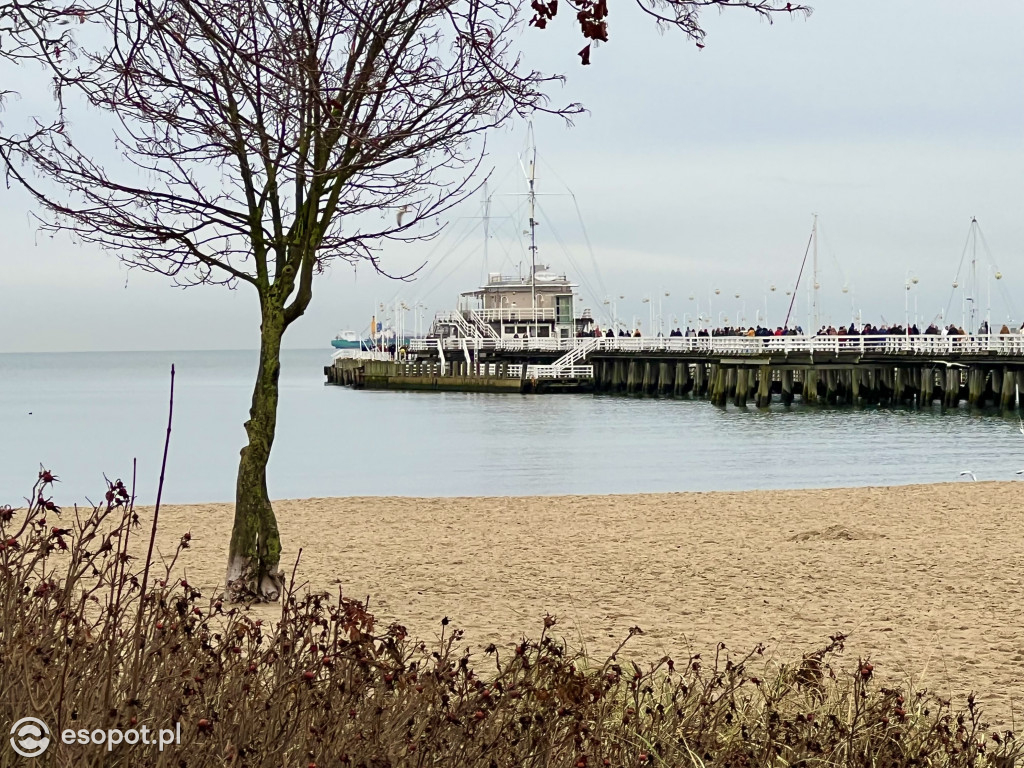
[482,180,490,270]
[526,124,538,335]
[969,216,978,332]
[812,213,819,333]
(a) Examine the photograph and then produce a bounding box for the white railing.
[467,309,500,339]
[434,310,483,340]
[332,349,393,361]
[540,336,603,376]
[434,338,446,376]
[411,334,1024,357]
[474,307,557,323]
[526,364,595,379]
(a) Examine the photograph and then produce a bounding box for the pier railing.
[409,334,1024,357]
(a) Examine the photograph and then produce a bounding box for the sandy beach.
[151,482,1024,725]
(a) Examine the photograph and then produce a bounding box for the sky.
[1,1,1022,351]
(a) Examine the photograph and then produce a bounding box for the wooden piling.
[734,367,749,408]
[756,365,772,408]
[803,368,819,405]
[641,361,653,396]
[675,362,691,397]
[919,366,933,406]
[659,362,673,396]
[1001,368,1016,410]
[825,369,838,404]
[627,360,640,396]
[944,368,960,408]
[967,366,983,406]
[781,369,794,405]
[694,363,707,396]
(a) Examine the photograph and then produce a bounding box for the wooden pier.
[325,358,593,394]
[327,335,1024,409]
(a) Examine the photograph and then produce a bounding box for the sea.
[2,348,1023,506]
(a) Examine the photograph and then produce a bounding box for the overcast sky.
[2,1,1022,351]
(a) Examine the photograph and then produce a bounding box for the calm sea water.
[2,349,1022,505]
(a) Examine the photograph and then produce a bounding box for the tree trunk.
[225,309,286,601]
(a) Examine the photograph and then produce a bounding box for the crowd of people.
[578,321,1023,338]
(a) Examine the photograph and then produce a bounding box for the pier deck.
[327,334,1024,408]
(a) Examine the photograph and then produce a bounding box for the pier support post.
[694,363,707,397]
[781,369,794,405]
[757,365,772,408]
[919,366,933,406]
[627,361,640,396]
[660,362,673,396]
[1001,368,1015,410]
[944,368,960,408]
[641,361,653,396]
[803,368,819,405]
[711,365,727,406]
[734,367,749,408]
[675,362,691,396]
[967,366,983,406]
[825,369,838,405]
[983,368,996,408]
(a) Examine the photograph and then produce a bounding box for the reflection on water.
[2,349,1022,504]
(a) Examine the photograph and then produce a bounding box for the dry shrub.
[1,470,1021,768]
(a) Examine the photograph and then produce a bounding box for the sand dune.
[153,482,1024,726]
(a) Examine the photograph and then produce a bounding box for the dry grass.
[1,470,1021,768]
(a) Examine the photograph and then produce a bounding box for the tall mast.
[812,213,819,332]
[482,180,490,270]
[970,216,978,332]
[527,124,538,333]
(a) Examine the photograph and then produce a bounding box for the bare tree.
[1,0,808,599]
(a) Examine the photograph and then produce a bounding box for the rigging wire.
[975,225,1018,321]
[943,222,974,325]
[538,154,610,302]
[536,205,607,322]
[784,230,815,330]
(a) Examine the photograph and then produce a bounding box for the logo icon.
[10,718,50,758]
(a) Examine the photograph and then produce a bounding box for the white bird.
[396,205,411,226]
[1015,470,1024,476]
[959,470,977,481]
